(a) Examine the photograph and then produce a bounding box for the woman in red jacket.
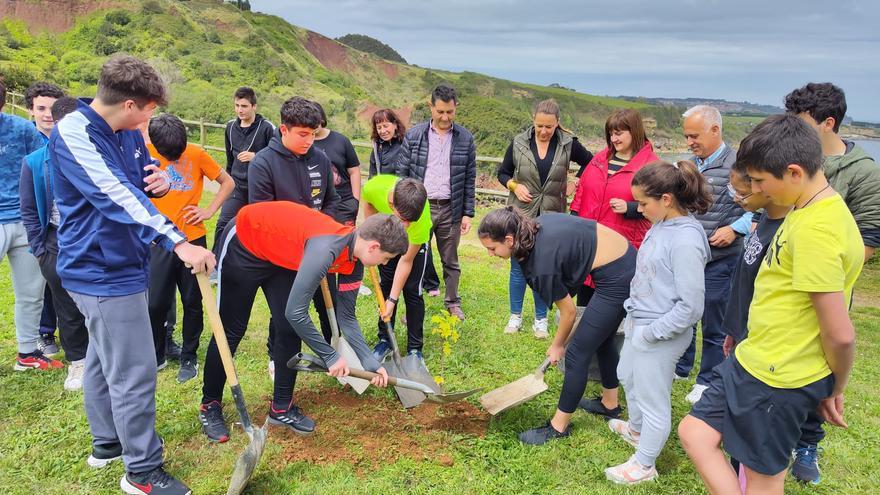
[569,108,659,421]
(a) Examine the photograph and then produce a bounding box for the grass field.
[0,202,878,494]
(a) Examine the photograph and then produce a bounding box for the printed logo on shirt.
[310,179,322,187]
[309,171,321,178]
[311,188,321,198]
[742,231,763,265]
[308,164,319,171]
[167,158,195,192]
[134,147,142,159]
[765,228,787,268]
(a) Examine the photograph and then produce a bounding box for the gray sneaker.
[38,334,60,357]
[177,358,198,383]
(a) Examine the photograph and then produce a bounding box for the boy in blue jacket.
[48,55,214,495]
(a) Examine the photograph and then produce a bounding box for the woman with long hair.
[368,108,406,177]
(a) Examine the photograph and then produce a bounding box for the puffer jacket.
[692,144,746,261]
[394,121,476,219]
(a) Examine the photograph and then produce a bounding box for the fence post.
[199,118,206,147]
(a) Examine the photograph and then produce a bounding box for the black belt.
[428,198,451,206]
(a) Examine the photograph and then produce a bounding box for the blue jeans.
[509,258,548,319]
[676,253,737,385]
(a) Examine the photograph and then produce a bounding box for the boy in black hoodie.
[246,96,340,379]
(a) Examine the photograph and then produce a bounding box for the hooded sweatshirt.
[0,112,44,223]
[824,141,880,247]
[624,215,710,341]
[224,114,275,193]
[247,136,339,218]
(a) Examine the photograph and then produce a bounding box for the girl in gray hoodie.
[605,160,712,485]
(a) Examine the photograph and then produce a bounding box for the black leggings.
[557,246,636,414]
[378,245,427,352]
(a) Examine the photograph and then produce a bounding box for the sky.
[253,0,880,122]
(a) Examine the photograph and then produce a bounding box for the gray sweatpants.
[617,316,692,467]
[69,290,163,473]
[0,222,45,353]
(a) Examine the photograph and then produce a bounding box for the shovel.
[367,266,428,408]
[320,278,370,394]
[195,271,268,495]
[479,357,553,416]
[288,353,482,405]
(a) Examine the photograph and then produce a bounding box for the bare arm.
[547,295,577,364]
[812,291,856,427]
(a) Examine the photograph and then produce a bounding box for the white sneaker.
[358,284,372,297]
[268,359,275,382]
[685,383,708,404]
[64,359,85,391]
[605,454,658,485]
[504,314,522,334]
[533,318,549,339]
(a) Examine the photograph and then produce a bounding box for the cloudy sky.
[253,0,880,121]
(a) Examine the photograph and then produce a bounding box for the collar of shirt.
[695,142,727,171]
[429,121,452,139]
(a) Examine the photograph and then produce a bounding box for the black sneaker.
[165,328,182,361]
[578,396,622,420]
[198,401,230,443]
[87,441,122,468]
[177,358,197,384]
[38,334,60,357]
[121,466,191,495]
[268,402,316,436]
[518,420,571,445]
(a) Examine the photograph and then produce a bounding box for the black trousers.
[378,244,427,352]
[267,277,334,360]
[201,225,310,406]
[148,236,207,363]
[212,190,247,257]
[422,242,440,291]
[37,228,88,361]
[558,246,636,413]
[39,284,56,336]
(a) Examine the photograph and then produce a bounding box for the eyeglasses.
[727,183,753,202]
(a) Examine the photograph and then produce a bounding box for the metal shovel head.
[334,336,370,394]
[479,365,550,415]
[401,354,444,394]
[226,418,269,495]
[425,387,484,405]
[385,356,427,408]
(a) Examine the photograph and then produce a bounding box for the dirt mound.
[304,31,354,72]
[0,0,125,32]
[265,386,489,472]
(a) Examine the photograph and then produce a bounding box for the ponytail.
[632,160,712,214]
[477,206,539,261]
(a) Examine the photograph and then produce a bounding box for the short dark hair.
[0,80,6,111]
[148,113,188,161]
[392,178,427,223]
[313,101,328,127]
[431,85,458,105]
[96,55,167,107]
[25,82,65,110]
[233,86,257,105]
[370,108,406,143]
[51,96,79,122]
[279,97,322,129]
[357,214,409,256]
[734,114,823,179]
[784,82,847,133]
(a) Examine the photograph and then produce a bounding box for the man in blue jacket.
[0,80,54,371]
[49,55,214,495]
[20,96,89,391]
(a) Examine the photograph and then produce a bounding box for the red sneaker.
[15,351,64,371]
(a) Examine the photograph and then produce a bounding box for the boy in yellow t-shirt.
[143,114,234,382]
[679,114,863,495]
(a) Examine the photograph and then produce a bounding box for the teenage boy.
[213,87,274,251]
[0,80,53,371]
[247,96,339,379]
[678,114,863,495]
[143,114,234,382]
[24,82,66,356]
[20,96,89,390]
[784,82,880,483]
[198,201,406,442]
[361,175,431,363]
[49,55,215,495]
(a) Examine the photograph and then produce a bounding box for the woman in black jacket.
[368,108,406,177]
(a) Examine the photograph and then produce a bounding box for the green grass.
[0,204,878,494]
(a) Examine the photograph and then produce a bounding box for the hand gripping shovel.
[368,266,428,408]
[320,278,370,394]
[196,272,268,495]
[288,353,482,405]
[479,357,553,416]
[372,274,443,396]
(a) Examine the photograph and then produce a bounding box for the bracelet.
[507,180,518,193]
[388,297,398,305]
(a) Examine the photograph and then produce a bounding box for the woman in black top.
[478,207,636,445]
[496,99,593,338]
[368,108,406,177]
[313,103,362,225]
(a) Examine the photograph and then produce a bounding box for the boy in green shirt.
[361,175,432,362]
[678,114,863,495]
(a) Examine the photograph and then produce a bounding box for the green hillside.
[0,0,759,155]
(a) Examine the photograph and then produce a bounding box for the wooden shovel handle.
[195,271,239,388]
[368,266,391,323]
[319,278,335,311]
